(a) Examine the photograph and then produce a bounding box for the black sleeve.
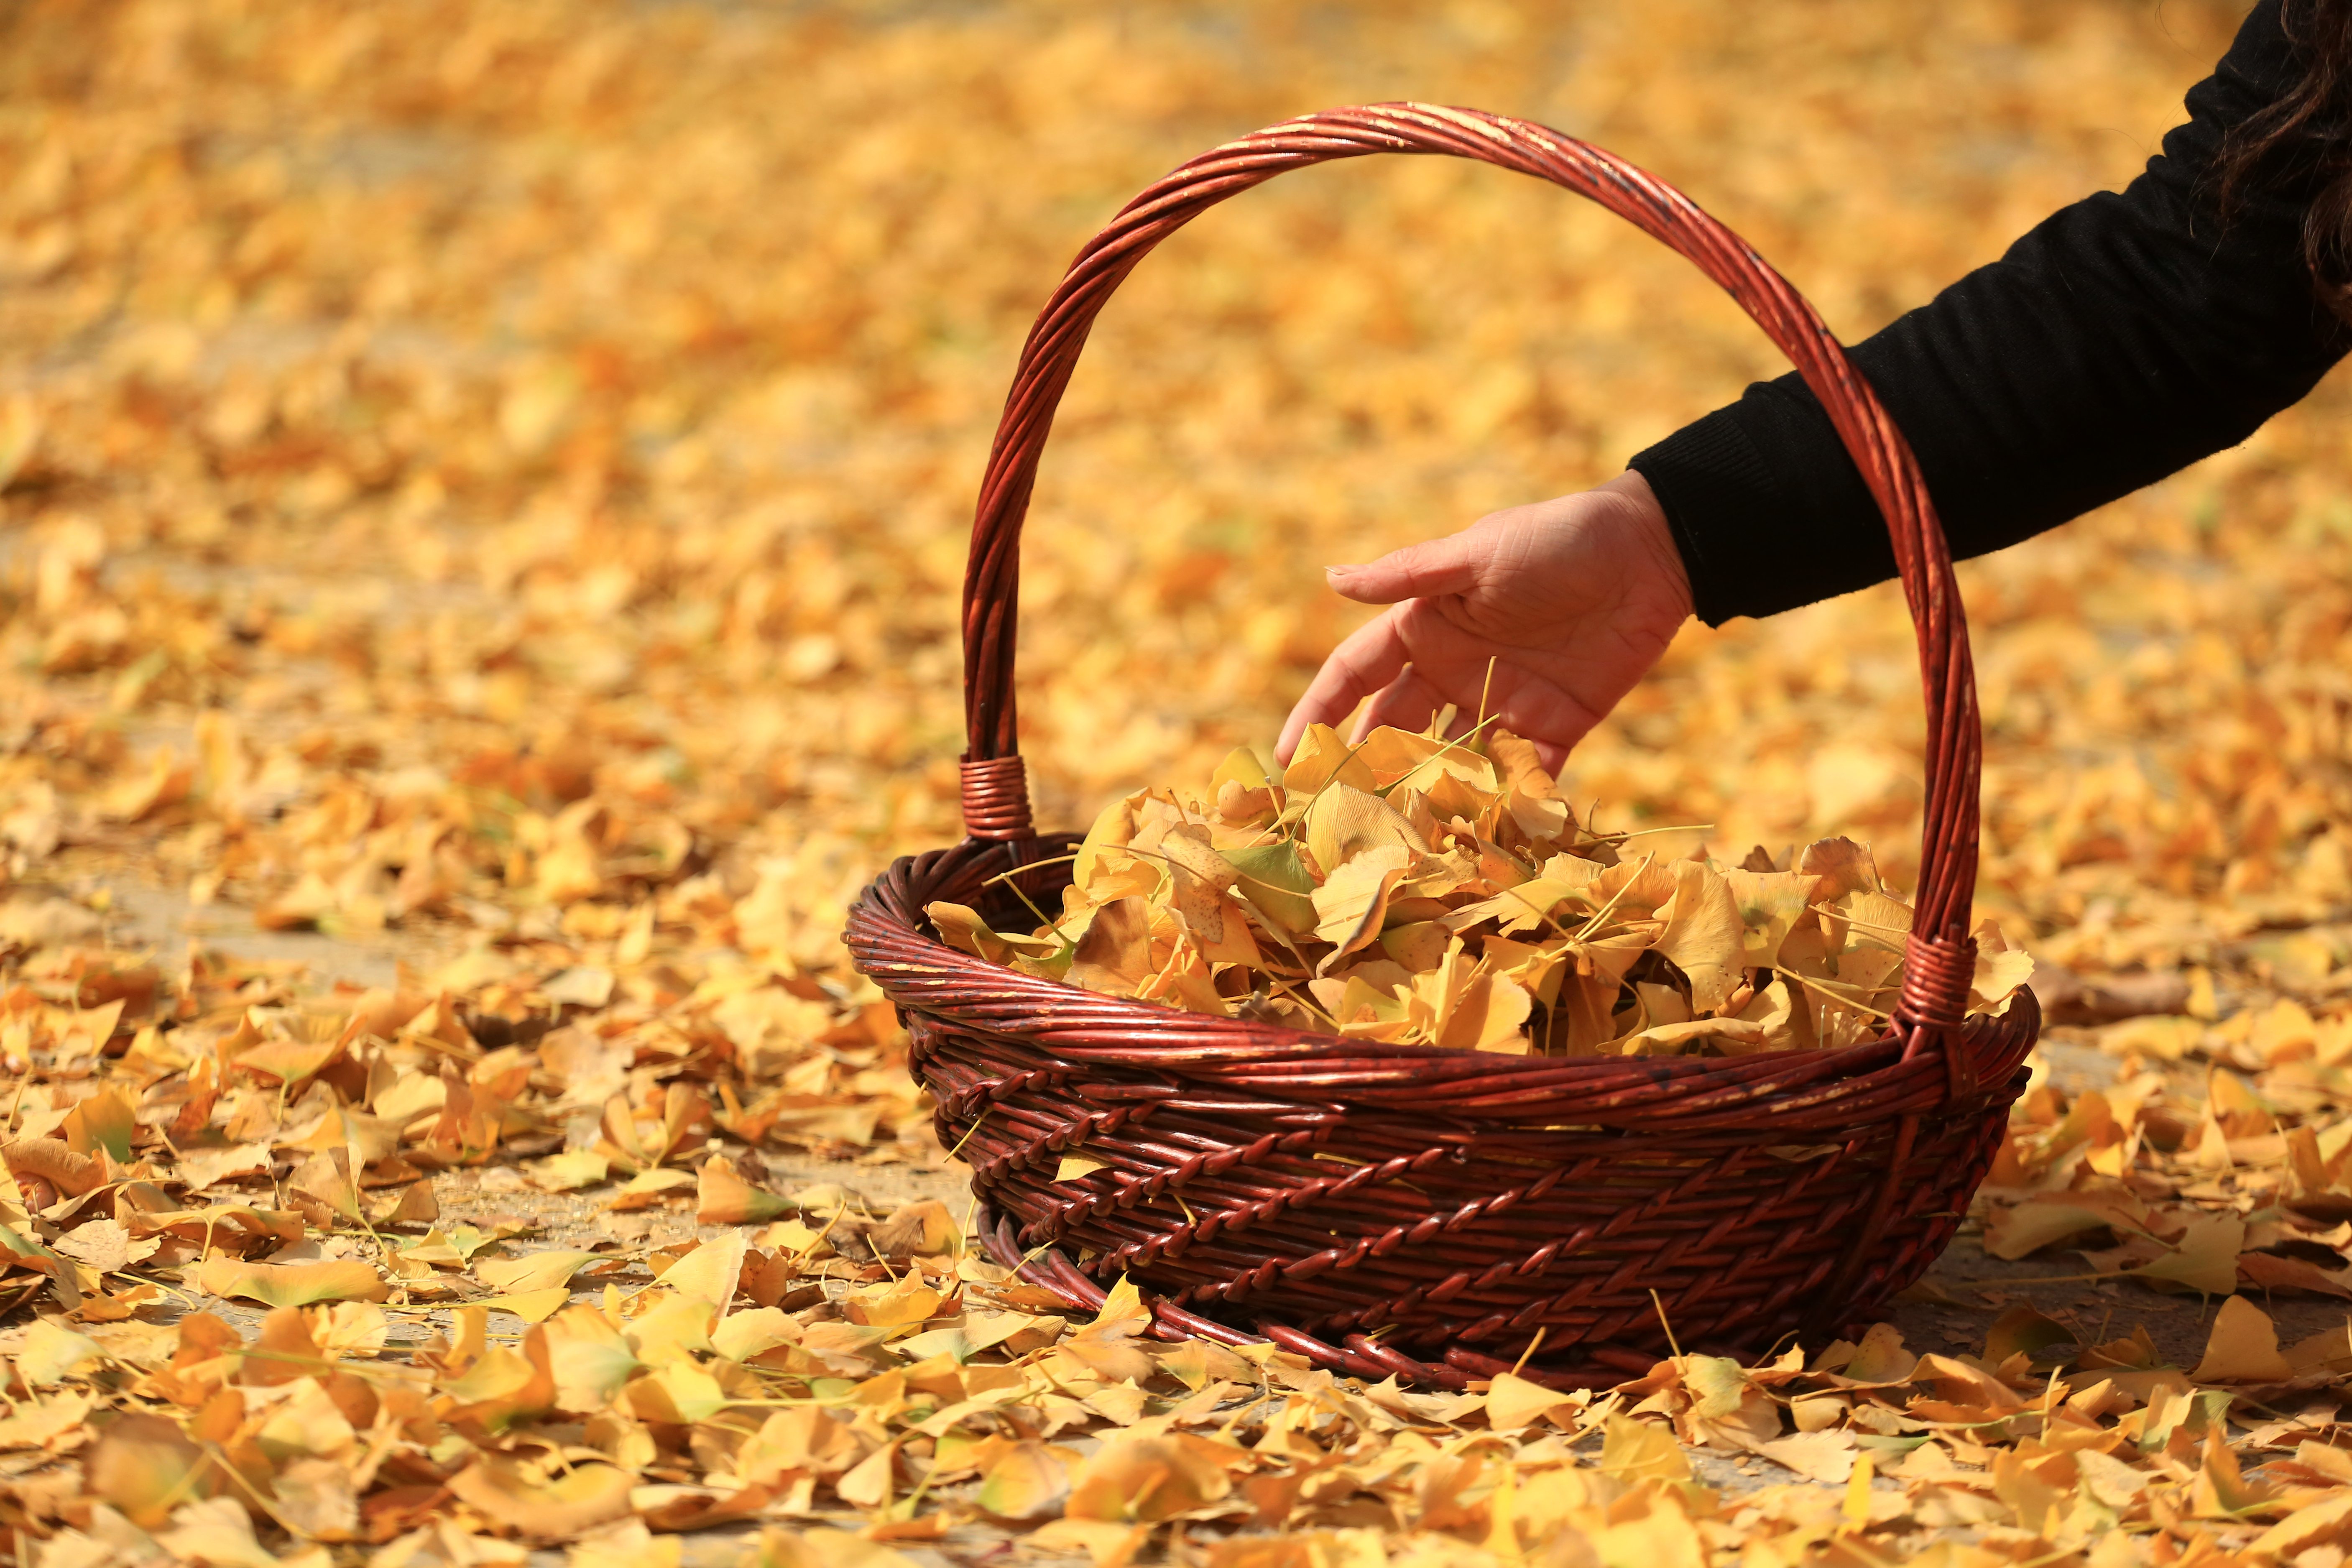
[1628,0,2351,626]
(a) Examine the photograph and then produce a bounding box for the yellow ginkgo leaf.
[978,1438,1071,1521]
[195,1258,388,1309]
[1063,1432,1233,1524]
[657,1231,749,1311]
[1224,840,1319,937]
[1723,868,1819,970]
[1310,844,1411,971]
[2191,1295,2293,1383]
[1304,784,1429,878]
[1067,896,1158,996]
[1599,1414,1689,1483]
[475,1288,572,1324]
[697,1155,797,1224]
[475,1250,603,1295]
[1281,724,1375,797]
[1158,830,1260,968]
[1654,860,1747,1014]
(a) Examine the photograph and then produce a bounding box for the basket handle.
[958,104,1985,1060]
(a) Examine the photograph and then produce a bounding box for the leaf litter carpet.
[8,0,2352,1564]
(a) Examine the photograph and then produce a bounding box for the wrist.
[1600,470,1694,620]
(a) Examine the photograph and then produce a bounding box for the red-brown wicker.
[845,104,2038,1389]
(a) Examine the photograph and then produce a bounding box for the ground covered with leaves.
[8,0,2352,1564]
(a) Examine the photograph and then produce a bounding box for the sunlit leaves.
[943,725,2025,1057]
[2,0,2350,1562]
[193,1258,388,1308]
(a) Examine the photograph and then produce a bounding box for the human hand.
[1275,471,1692,775]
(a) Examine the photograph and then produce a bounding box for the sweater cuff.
[1627,409,1796,627]
[1629,381,1907,625]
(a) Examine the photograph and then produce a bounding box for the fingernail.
[1324,564,1359,578]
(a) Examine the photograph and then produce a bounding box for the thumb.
[1324,531,1483,605]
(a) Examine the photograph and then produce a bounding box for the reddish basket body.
[845,104,2038,1389]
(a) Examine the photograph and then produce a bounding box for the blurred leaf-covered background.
[18,3,2352,1561]
[8,0,2325,970]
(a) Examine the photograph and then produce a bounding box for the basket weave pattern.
[846,105,2039,1389]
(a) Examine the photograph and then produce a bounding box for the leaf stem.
[1771,965,1895,1020]
[1573,852,1657,942]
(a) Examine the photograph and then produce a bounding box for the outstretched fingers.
[1275,605,1412,762]
[1324,529,1484,607]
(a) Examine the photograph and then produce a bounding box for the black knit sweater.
[1628,0,2352,626]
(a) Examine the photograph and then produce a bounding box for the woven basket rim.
[848,837,2033,1099]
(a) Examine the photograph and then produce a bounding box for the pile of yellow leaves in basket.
[930,723,2035,1053]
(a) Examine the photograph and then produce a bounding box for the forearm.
[1632,0,2349,625]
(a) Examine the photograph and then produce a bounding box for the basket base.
[968,1141,2013,1392]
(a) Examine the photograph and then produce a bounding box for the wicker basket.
[846,104,2038,1390]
